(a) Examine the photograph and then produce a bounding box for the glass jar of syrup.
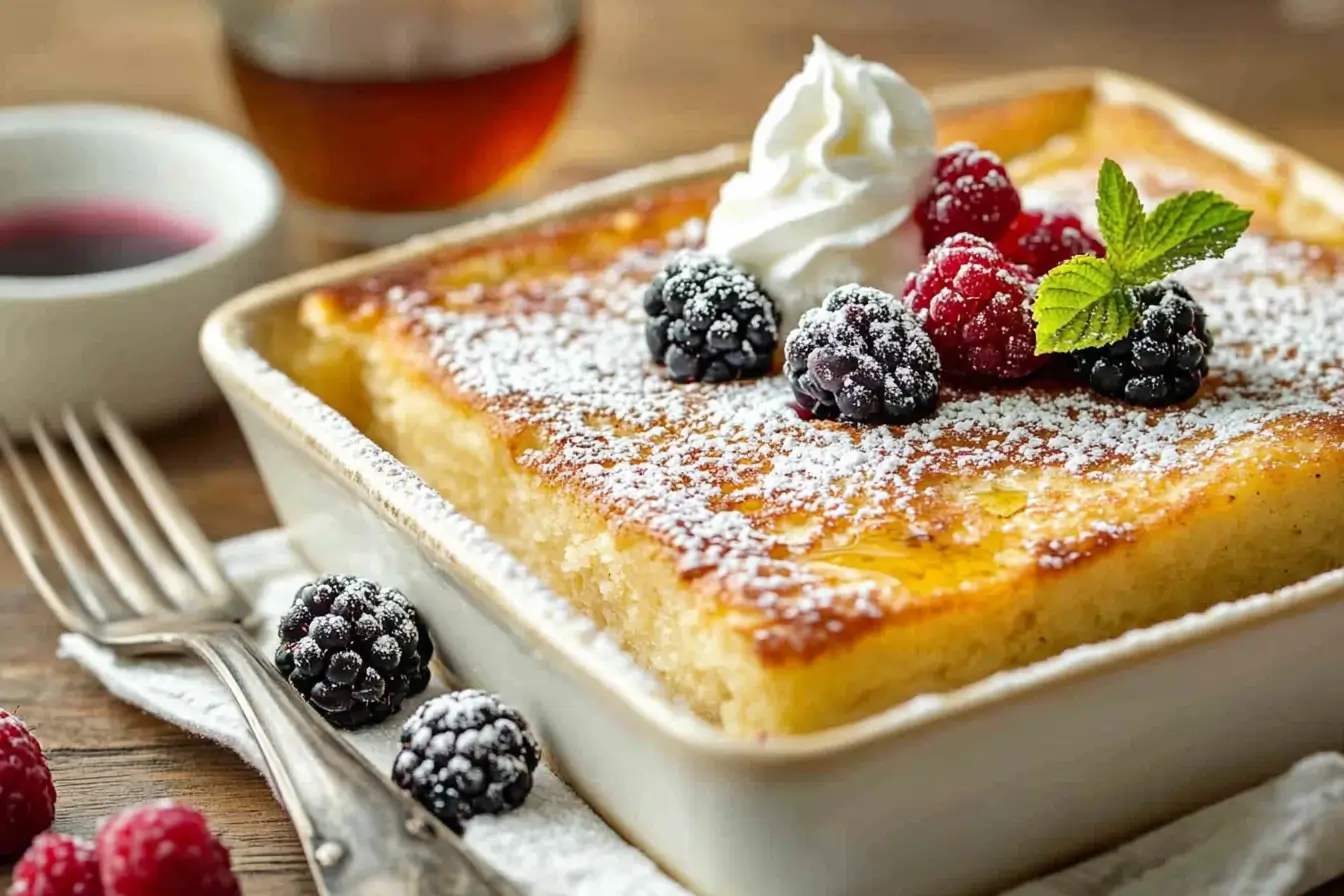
[214,0,582,252]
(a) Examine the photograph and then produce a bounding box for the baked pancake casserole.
[264,56,1344,739]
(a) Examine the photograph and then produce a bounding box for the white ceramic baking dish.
[200,69,1344,896]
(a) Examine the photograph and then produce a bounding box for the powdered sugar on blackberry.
[783,285,940,422]
[326,166,1343,659]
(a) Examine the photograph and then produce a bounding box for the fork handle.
[181,627,522,896]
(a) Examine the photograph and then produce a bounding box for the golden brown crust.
[271,97,1344,734]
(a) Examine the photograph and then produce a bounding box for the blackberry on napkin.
[274,574,434,729]
[392,690,541,832]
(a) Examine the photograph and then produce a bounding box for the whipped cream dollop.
[704,37,936,334]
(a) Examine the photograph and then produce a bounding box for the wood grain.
[1,1,1343,893]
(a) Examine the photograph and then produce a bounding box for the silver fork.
[0,403,523,896]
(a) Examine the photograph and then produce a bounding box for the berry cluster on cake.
[647,39,1244,428]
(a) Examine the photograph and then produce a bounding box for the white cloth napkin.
[57,530,1344,896]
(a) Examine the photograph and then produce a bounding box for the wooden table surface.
[2,1,1343,892]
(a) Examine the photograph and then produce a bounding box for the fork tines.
[0,405,242,633]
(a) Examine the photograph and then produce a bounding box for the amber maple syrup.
[223,3,581,216]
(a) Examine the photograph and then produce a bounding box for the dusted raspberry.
[915,142,1022,251]
[96,802,238,896]
[0,709,56,858]
[997,209,1106,277]
[904,234,1045,381]
[9,833,103,896]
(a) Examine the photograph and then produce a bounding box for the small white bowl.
[0,103,282,436]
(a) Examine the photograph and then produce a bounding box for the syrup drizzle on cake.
[343,170,1344,661]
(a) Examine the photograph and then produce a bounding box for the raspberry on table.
[96,801,238,896]
[391,690,541,833]
[274,574,435,729]
[0,709,56,858]
[997,209,1106,277]
[903,233,1046,381]
[783,284,941,425]
[915,142,1022,251]
[644,251,780,383]
[8,833,102,896]
[1069,280,1213,407]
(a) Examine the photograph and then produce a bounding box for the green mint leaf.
[1032,255,1136,354]
[1094,158,1144,268]
[1124,190,1252,283]
[1034,159,1251,355]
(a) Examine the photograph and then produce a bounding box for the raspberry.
[903,234,1045,381]
[783,285,941,424]
[274,574,434,729]
[1069,280,1213,407]
[392,691,541,832]
[8,833,102,896]
[915,142,1022,251]
[997,209,1106,277]
[96,801,238,896]
[0,710,56,858]
[644,251,780,383]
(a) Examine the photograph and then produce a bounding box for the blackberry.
[391,690,541,832]
[784,284,941,424]
[274,575,434,729]
[643,251,780,383]
[1070,280,1213,407]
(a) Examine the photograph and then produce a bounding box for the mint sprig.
[1033,256,1133,353]
[1126,190,1252,283]
[1094,159,1144,270]
[1032,159,1251,355]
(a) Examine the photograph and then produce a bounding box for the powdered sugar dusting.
[313,167,1343,661]
[224,346,681,704]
